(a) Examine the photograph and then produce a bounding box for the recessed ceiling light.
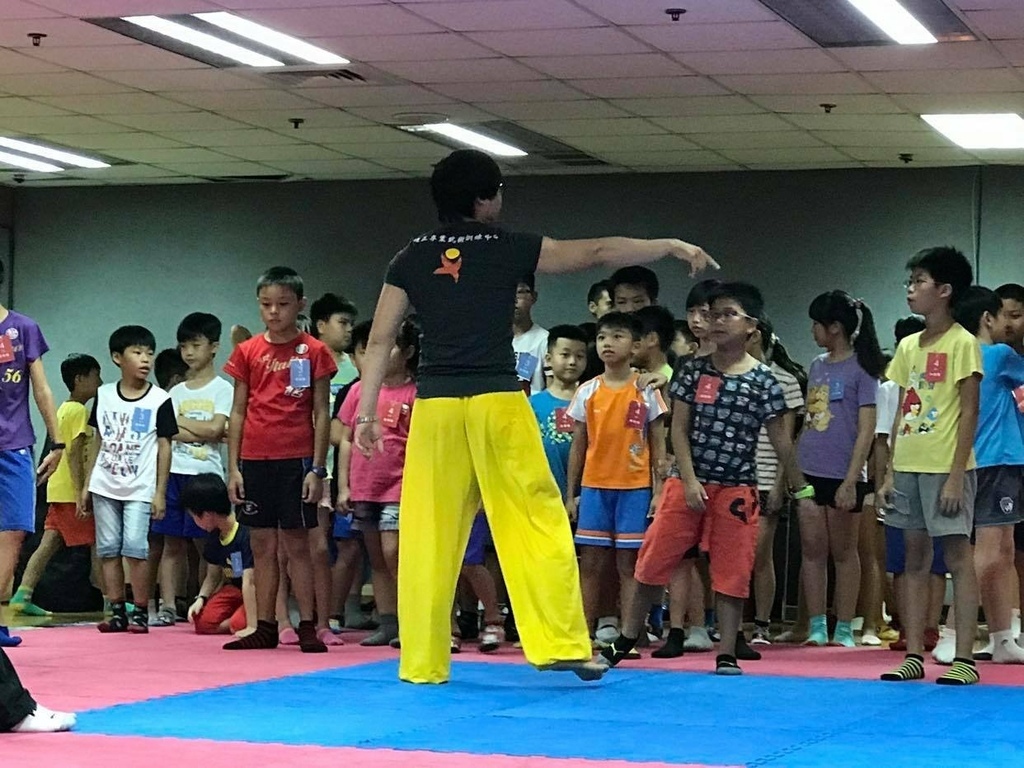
[922,113,1024,149]
[122,15,284,67]
[0,150,62,173]
[192,12,348,65]
[0,138,109,169]
[402,124,527,157]
[844,0,936,45]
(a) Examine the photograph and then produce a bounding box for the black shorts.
[976,465,1024,528]
[239,458,318,530]
[805,475,868,512]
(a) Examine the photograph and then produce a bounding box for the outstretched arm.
[536,237,717,276]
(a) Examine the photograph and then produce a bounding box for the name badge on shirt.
[230,550,244,578]
[555,407,574,433]
[625,400,648,430]
[131,407,152,433]
[289,358,311,389]
[516,352,538,381]
[695,374,722,405]
[1014,385,1024,414]
[829,379,844,401]
[0,335,14,364]
[924,352,947,383]
[381,401,403,428]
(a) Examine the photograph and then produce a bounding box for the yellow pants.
[397,391,592,683]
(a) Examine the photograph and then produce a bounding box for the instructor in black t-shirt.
[354,149,717,685]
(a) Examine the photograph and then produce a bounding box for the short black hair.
[109,325,155,356]
[687,278,724,310]
[177,312,222,345]
[707,281,764,320]
[996,283,1024,304]
[431,149,503,223]
[256,265,304,300]
[60,353,100,392]
[181,473,231,517]
[674,319,697,344]
[894,316,925,344]
[588,280,613,305]
[351,319,372,352]
[596,311,643,341]
[953,285,1002,336]
[634,305,676,353]
[609,266,659,302]
[155,348,188,389]
[518,273,536,292]
[906,246,973,307]
[309,293,358,334]
[547,324,589,350]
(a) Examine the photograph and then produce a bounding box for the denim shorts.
[93,494,151,560]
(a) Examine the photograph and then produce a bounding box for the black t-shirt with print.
[385,222,542,399]
[670,355,787,486]
[203,523,254,590]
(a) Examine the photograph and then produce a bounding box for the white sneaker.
[683,626,713,652]
[992,631,1024,664]
[12,705,76,733]
[931,630,956,666]
[860,629,882,647]
[974,636,994,661]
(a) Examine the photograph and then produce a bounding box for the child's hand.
[684,482,708,512]
[335,485,352,513]
[834,480,857,512]
[77,488,91,519]
[648,492,660,519]
[637,371,668,390]
[565,497,578,523]
[877,473,894,509]
[187,598,204,623]
[939,476,964,517]
[228,469,245,505]
[766,486,785,515]
[151,494,166,521]
[36,447,63,486]
[354,420,384,459]
[302,472,322,504]
[318,481,333,511]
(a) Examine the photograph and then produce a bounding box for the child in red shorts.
[601,282,815,675]
[10,354,102,616]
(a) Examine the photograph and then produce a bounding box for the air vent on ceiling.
[757,0,974,47]
[258,67,380,87]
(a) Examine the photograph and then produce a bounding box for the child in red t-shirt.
[222,267,337,652]
[336,319,419,646]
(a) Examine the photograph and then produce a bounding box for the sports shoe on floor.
[974,637,994,661]
[479,624,505,654]
[751,626,772,646]
[451,635,462,653]
[0,625,23,647]
[8,597,51,617]
[706,624,721,643]
[684,626,713,652]
[12,705,76,733]
[860,629,882,647]
[148,607,176,627]
[877,625,900,643]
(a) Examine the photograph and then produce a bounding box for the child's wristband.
[791,484,815,501]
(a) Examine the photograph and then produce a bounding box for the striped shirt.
[756,364,805,490]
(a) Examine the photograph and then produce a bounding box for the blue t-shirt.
[975,343,1024,468]
[529,389,573,496]
[203,522,254,589]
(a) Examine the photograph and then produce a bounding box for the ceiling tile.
[345,101,492,122]
[430,79,587,102]
[650,113,796,133]
[301,84,453,107]
[746,93,904,114]
[245,5,442,36]
[0,97,72,118]
[611,95,765,117]
[841,146,977,162]
[965,9,1024,39]
[160,89,325,111]
[218,0,390,6]
[324,141,449,159]
[993,40,1024,66]
[518,53,688,80]
[105,112,255,131]
[270,125,415,143]
[404,0,604,31]
[98,68,263,92]
[675,49,845,76]
[256,126,400,143]
[863,68,1024,93]
[570,77,728,99]
[74,163,189,179]
[890,90,1024,112]
[0,114,131,134]
[0,18,139,48]
[156,129,302,147]
[786,114,927,132]
[217,144,352,162]
[41,132,188,150]
[597,149,729,166]
[718,147,852,164]
[629,22,813,53]
[715,73,876,95]
[219,108,374,130]
[30,0,222,12]
[520,117,666,137]
[482,100,630,120]
[574,0,776,25]
[108,147,240,164]
[691,131,826,150]
[831,41,1007,71]
[0,71,132,96]
[374,57,544,83]
[466,28,651,57]
[742,160,863,170]
[154,160,284,177]
[23,44,209,71]
[261,157,390,175]
[35,92,197,114]
[309,33,495,62]
[809,130,952,147]
[566,134,701,152]
[0,49,65,74]
[0,1,64,18]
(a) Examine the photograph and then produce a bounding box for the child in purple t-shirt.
[796,292,885,647]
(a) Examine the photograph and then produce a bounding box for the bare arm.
[227,381,248,504]
[152,437,171,520]
[940,374,980,515]
[29,358,63,483]
[537,237,717,276]
[565,421,588,519]
[311,377,330,468]
[174,414,228,443]
[68,432,88,496]
[188,567,224,623]
[335,422,353,512]
[78,431,99,513]
[766,416,809,494]
[768,411,797,512]
[648,415,667,496]
[354,283,410,457]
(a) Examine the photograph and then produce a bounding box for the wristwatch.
[791,484,815,501]
[355,415,378,426]
[50,442,66,450]
[309,465,328,479]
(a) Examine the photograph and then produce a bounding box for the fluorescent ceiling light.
[0,138,109,169]
[922,113,1024,149]
[844,0,937,44]
[122,15,284,67]
[193,12,348,65]
[405,124,527,157]
[0,150,62,173]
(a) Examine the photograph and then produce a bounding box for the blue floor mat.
[77,660,1024,766]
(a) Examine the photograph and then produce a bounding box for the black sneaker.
[735,632,761,661]
[128,609,149,634]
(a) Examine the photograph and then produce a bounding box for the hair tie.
[851,301,864,342]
